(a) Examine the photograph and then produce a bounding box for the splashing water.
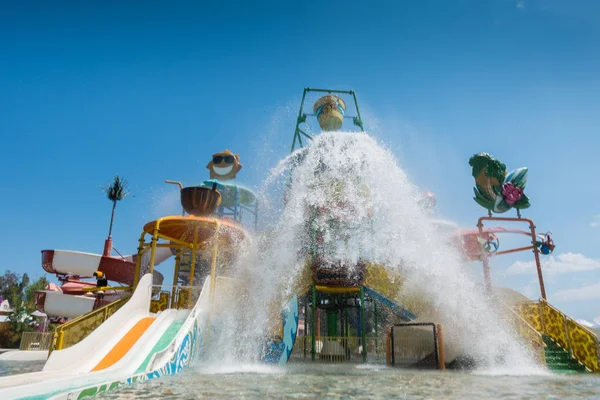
[205,131,546,374]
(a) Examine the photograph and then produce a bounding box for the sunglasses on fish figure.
[213,155,235,164]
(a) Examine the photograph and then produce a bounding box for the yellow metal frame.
[134,216,238,307]
[81,286,132,293]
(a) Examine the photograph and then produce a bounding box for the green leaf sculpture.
[469,152,530,214]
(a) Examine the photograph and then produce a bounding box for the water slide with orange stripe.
[0,273,210,400]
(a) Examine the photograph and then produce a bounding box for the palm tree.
[101,176,130,256]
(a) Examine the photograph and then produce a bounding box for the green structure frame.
[287,88,412,363]
[290,88,365,153]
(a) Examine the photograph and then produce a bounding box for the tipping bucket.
[313,95,346,131]
[180,185,222,216]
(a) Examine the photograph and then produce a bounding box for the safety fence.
[517,299,600,372]
[495,297,546,364]
[49,296,128,354]
[149,285,202,313]
[389,323,444,369]
[19,332,53,351]
[289,335,386,363]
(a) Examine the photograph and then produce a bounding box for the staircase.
[543,335,587,373]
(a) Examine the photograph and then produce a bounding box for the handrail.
[496,297,544,339]
[495,296,545,363]
[540,298,599,343]
[538,298,599,371]
[49,296,129,354]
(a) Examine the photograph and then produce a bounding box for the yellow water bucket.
[313,95,346,131]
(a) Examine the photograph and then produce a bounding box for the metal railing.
[49,296,129,354]
[517,299,600,372]
[19,332,53,351]
[149,285,203,313]
[289,336,386,363]
[495,297,546,364]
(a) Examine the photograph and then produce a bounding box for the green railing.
[289,335,386,363]
[49,297,129,354]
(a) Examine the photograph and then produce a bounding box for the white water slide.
[38,249,172,319]
[0,273,209,400]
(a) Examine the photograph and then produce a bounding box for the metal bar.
[188,229,198,287]
[311,283,316,361]
[529,222,547,300]
[306,88,355,95]
[374,300,378,356]
[302,113,359,119]
[148,228,159,275]
[133,233,146,288]
[291,89,308,152]
[390,325,395,366]
[478,216,547,300]
[298,129,312,139]
[155,242,189,249]
[171,249,181,308]
[433,325,440,370]
[360,286,367,362]
[352,91,364,131]
[437,324,445,370]
[209,221,220,302]
[493,245,535,256]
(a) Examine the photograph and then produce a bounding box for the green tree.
[102,176,130,238]
[0,271,48,347]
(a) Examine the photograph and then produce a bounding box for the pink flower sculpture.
[502,182,523,206]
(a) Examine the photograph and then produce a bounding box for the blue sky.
[1,0,599,323]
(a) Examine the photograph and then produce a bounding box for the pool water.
[96,363,600,399]
[0,360,45,377]
[1,360,600,399]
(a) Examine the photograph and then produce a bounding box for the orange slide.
[91,317,156,372]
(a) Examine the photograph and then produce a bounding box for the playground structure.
[0,159,267,398]
[284,89,451,366]
[2,87,600,400]
[460,152,599,372]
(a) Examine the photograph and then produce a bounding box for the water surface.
[98,363,600,400]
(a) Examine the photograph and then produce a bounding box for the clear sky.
[1,0,599,324]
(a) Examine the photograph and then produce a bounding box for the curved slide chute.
[0,273,210,400]
[37,249,172,319]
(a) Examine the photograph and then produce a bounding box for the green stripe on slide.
[135,320,185,374]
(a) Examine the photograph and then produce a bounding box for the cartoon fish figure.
[206,150,242,180]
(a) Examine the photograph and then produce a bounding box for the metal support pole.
[478,216,547,300]
[209,223,220,302]
[171,249,181,308]
[291,89,308,152]
[529,223,547,300]
[188,229,198,287]
[360,287,367,362]
[311,283,316,361]
[437,324,445,370]
[386,326,392,366]
[374,300,379,356]
[148,229,159,275]
[133,233,145,288]
[351,91,364,131]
